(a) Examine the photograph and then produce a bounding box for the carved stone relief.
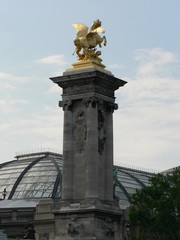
[23,224,35,239]
[102,217,117,238]
[63,84,93,95]
[98,110,106,155]
[73,109,87,153]
[39,233,49,240]
[83,96,104,108]
[95,85,114,97]
[66,218,84,238]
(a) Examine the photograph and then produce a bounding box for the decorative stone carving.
[73,109,87,153]
[106,102,118,113]
[66,218,83,238]
[83,97,118,113]
[102,217,117,238]
[98,110,106,155]
[59,100,72,111]
[83,96,103,108]
[23,224,35,239]
[39,233,49,240]
[95,85,114,97]
[63,84,93,95]
[75,109,86,125]
[98,137,106,155]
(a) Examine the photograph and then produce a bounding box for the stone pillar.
[50,69,126,204]
[50,68,127,240]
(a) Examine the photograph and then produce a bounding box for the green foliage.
[129,168,180,240]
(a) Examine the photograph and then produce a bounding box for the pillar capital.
[59,100,72,111]
[50,69,127,100]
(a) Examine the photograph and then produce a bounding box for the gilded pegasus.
[73,19,107,62]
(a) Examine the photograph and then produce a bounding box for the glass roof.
[0,152,62,200]
[114,165,155,209]
[0,152,155,209]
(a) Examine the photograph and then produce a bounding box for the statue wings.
[73,23,105,39]
[91,27,105,34]
[73,23,88,38]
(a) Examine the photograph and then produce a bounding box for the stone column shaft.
[104,111,114,201]
[62,109,73,200]
[86,104,99,198]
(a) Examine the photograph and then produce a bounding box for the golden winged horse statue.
[73,19,107,63]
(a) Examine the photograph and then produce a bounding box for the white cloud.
[114,48,180,171]
[36,54,68,67]
[0,71,29,91]
[0,99,28,113]
[0,71,29,83]
[135,48,177,77]
[46,84,62,94]
[36,54,69,77]
[0,82,15,91]
[0,106,63,161]
[135,48,176,64]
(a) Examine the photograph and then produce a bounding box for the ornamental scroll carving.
[73,109,87,153]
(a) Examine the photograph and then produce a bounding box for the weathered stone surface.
[50,68,126,203]
[34,200,55,240]
[54,208,121,240]
[34,68,127,240]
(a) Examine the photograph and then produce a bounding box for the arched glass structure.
[0,152,62,201]
[114,165,154,209]
[0,152,155,209]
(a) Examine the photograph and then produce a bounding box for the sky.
[0,0,180,171]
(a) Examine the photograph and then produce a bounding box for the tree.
[129,167,180,240]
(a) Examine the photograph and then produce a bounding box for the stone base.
[53,199,121,240]
[72,59,106,68]
[34,200,55,240]
[66,59,112,76]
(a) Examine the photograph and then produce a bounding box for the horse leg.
[84,49,91,60]
[103,36,107,46]
[98,36,106,48]
[76,47,82,59]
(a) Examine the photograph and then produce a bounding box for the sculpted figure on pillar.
[72,19,107,65]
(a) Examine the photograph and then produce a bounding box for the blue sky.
[0,0,180,171]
